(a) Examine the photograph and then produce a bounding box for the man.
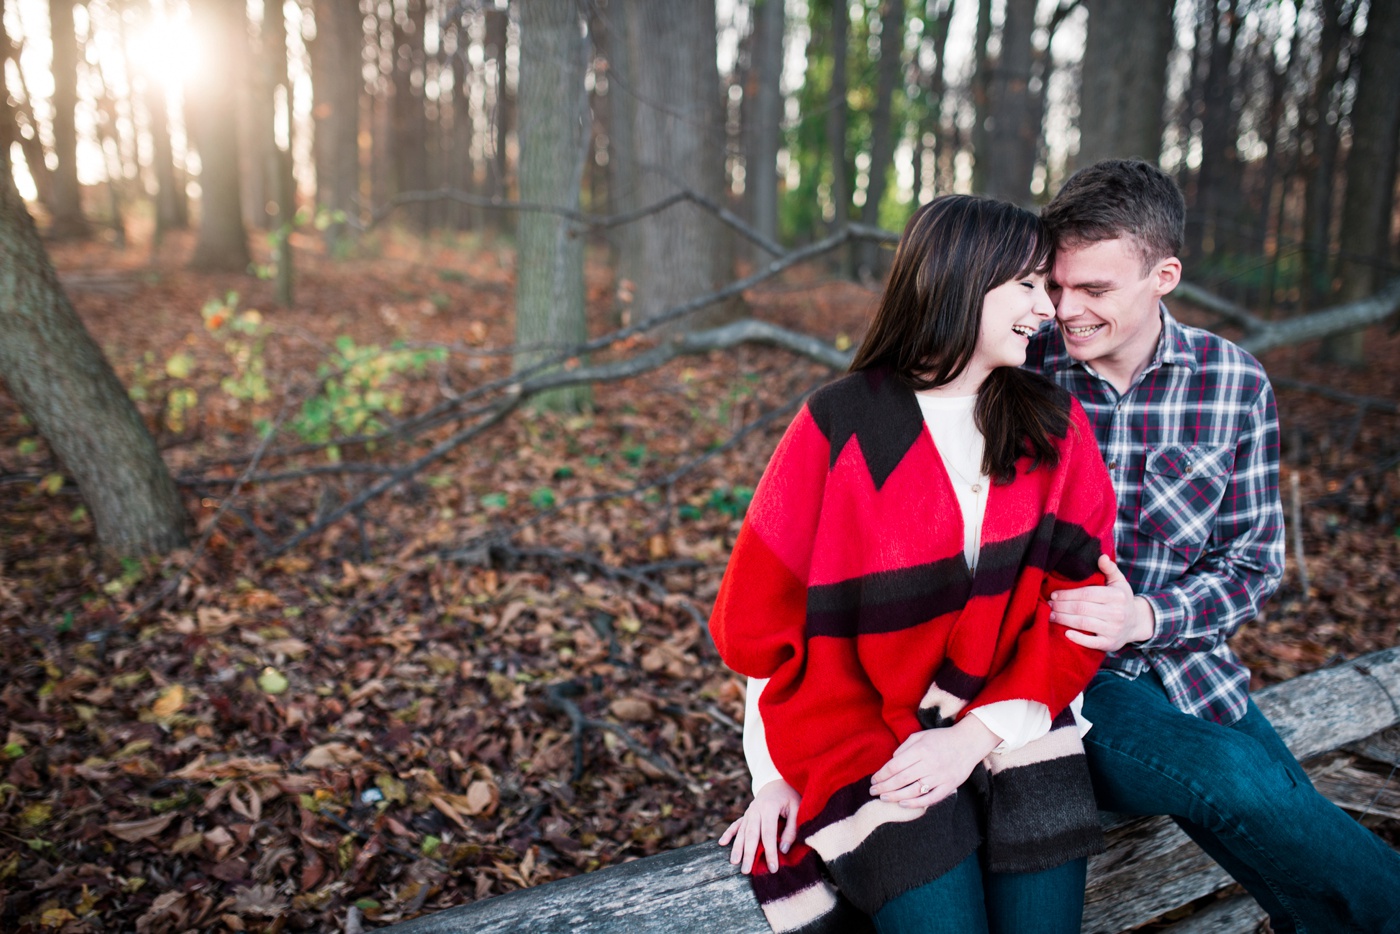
[1026,158,1400,933]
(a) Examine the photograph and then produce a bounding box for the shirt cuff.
[1136,589,1186,650]
[743,677,783,795]
[968,700,1051,753]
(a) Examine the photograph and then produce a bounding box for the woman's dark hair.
[848,194,1070,484]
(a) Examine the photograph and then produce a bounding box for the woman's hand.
[718,778,801,874]
[869,716,1002,808]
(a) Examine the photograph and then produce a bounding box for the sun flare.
[127,12,203,93]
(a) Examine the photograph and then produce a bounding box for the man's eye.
[1086,290,1107,298]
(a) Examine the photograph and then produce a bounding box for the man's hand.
[1050,554,1155,652]
[869,716,1000,809]
[718,779,801,874]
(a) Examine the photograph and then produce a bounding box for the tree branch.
[1237,279,1400,354]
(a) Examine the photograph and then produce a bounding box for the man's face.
[1047,238,1178,378]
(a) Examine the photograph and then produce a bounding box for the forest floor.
[2,224,1399,932]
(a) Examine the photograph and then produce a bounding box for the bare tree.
[310,0,363,249]
[1076,0,1174,167]
[47,0,89,238]
[515,0,590,411]
[0,138,187,556]
[745,0,785,256]
[825,0,850,271]
[857,0,904,277]
[188,0,251,271]
[985,0,1038,204]
[622,0,735,331]
[1324,0,1400,363]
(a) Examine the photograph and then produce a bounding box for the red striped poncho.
[710,368,1117,933]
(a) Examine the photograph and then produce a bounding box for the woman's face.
[969,271,1056,378]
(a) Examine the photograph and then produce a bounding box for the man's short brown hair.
[1041,159,1185,273]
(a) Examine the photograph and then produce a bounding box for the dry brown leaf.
[463,779,499,816]
[106,813,175,843]
[609,697,654,722]
[151,684,186,718]
[301,742,362,769]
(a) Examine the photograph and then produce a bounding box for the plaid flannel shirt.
[1025,304,1285,724]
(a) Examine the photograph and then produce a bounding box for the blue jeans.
[1082,669,1400,934]
[872,850,1086,934]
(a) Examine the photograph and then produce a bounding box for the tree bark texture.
[969,0,991,194]
[1324,0,1400,363]
[146,81,187,237]
[46,0,88,238]
[857,0,903,277]
[1076,0,1174,168]
[824,0,850,273]
[188,0,251,270]
[485,5,513,224]
[515,0,590,412]
[1300,0,1353,304]
[984,0,1036,205]
[745,0,784,255]
[391,0,429,230]
[594,0,640,287]
[311,0,362,248]
[0,151,188,556]
[448,22,476,230]
[1186,0,1243,265]
[622,0,735,331]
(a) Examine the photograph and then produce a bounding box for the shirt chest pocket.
[1138,443,1235,554]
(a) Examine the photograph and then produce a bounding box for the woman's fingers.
[760,807,782,873]
[740,813,762,874]
[900,783,957,809]
[719,817,741,848]
[779,805,799,854]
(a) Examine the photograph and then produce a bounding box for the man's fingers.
[1050,585,1117,606]
[1063,627,1110,650]
[1099,554,1127,585]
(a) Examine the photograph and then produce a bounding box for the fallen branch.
[543,681,692,789]
[1236,279,1400,354]
[1272,377,1400,415]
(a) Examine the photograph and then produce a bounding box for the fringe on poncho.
[710,369,1117,933]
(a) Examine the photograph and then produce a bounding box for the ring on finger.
[918,782,931,795]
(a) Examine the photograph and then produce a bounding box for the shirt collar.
[1041,301,1199,376]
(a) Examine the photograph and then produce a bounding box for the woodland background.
[1,0,1399,931]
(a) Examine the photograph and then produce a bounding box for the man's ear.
[1153,256,1182,297]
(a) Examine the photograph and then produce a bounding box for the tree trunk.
[187,0,251,271]
[1185,0,1242,266]
[485,5,513,228]
[146,81,187,237]
[310,0,362,249]
[0,148,187,557]
[1076,0,1174,168]
[745,0,784,258]
[1323,0,1400,364]
[857,0,904,278]
[515,0,590,412]
[622,0,735,331]
[1299,0,1353,305]
[391,0,429,231]
[263,0,294,304]
[825,0,850,273]
[594,0,639,290]
[449,21,476,230]
[47,0,89,238]
[3,63,57,216]
[969,0,992,194]
[985,0,1037,205]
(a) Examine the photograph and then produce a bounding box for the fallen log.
[384,647,1400,934]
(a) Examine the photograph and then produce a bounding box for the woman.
[710,195,1117,934]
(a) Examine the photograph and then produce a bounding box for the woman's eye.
[1021,281,1036,290]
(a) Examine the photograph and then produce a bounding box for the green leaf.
[479,492,508,510]
[529,487,556,510]
[38,474,64,496]
[17,438,39,456]
[257,667,290,695]
[164,352,195,380]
